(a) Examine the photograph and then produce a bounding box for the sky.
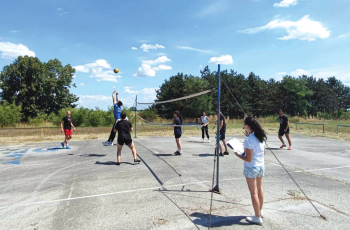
[0,0,349,110]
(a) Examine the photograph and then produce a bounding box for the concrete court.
[0,134,350,230]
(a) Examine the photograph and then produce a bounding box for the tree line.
[153,66,350,119]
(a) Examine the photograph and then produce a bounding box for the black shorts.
[117,136,133,147]
[220,129,226,140]
[278,127,290,136]
[175,133,181,139]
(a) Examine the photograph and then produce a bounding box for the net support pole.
[135,95,137,138]
[212,64,221,193]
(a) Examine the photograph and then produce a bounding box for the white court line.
[0,177,241,209]
[266,162,350,173]
[293,166,350,173]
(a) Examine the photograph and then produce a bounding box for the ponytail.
[244,116,267,143]
[175,110,182,124]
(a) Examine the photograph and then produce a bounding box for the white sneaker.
[207,139,210,143]
[246,216,263,225]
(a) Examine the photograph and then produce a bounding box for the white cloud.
[291,68,310,77]
[139,43,165,52]
[239,15,331,41]
[273,0,299,8]
[143,56,171,65]
[0,42,35,60]
[133,64,156,77]
[196,0,230,17]
[131,47,138,50]
[177,46,210,53]
[79,83,85,86]
[338,34,348,38]
[74,65,89,73]
[10,30,18,33]
[134,56,172,77]
[208,55,233,65]
[124,86,138,94]
[74,59,120,83]
[57,8,63,11]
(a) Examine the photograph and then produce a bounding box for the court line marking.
[0,177,241,209]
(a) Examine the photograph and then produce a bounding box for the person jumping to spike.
[201,111,210,143]
[278,109,292,150]
[60,110,75,149]
[173,111,183,156]
[115,112,141,165]
[103,91,123,146]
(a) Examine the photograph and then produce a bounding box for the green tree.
[0,56,78,120]
[0,102,22,127]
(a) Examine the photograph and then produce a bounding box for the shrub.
[0,102,22,127]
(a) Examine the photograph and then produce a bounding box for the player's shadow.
[188,141,207,143]
[47,147,63,150]
[155,154,173,157]
[266,148,282,151]
[190,212,249,227]
[80,154,107,157]
[192,153,214,157]
[95,161,138,165]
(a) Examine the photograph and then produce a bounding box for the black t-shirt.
[115,119,132,139]
[62,116,72,130]
[220,113,226,130]
[174,117,182,135]
[279,115,289,129]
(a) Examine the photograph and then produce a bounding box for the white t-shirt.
[243,133,265,167]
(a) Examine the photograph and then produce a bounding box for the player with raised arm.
[103,91,123,146]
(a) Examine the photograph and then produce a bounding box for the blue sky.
[1,0,349,110]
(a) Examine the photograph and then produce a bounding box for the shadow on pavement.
[155,154,173,157]
[80,154,107,157]
[95,161,137,165]
[190,212,249,227]
[192,153,214,157]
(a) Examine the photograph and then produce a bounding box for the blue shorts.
[243,166,265,178]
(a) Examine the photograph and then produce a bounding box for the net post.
[135,95,137,138]
[212,64,221,193]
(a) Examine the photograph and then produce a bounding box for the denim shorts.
[243,166,265,178]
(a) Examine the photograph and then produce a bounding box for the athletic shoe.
[207,139,210,143]
[102,141,109,146]
[246,216,263,225]
[61,142,65,148]
[116,162,120,165]
[66,146,71,149]
[202,139,205,143]
[280,144,286,148]
[174,151,182,156]
[224,151,229,155]
[219,152,224,157]
[134,159,141,163]
[288,146,292,150]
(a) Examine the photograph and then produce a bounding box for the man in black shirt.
[60,110,76,149]
[114,112,141,165]
[278,109,292,150]
[219,111,228,156]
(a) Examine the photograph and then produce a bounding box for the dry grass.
[1,119,349,145]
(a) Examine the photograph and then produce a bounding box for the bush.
[139,107,157,122]
[0,102,22,127]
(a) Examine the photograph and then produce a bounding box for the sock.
[178,149,182,153]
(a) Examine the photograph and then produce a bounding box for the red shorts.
[64,129,73,136]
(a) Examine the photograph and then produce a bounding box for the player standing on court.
[173,111,183,156]
[201,111,210,143]
[115,112,141,165]
[278,109,292,150]
[60,110,76,149]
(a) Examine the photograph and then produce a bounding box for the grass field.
[1,118,349,145]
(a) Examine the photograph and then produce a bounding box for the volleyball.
[114,68,119,74]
